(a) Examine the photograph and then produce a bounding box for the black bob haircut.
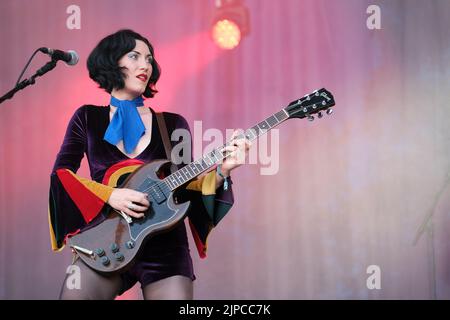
[87,29,161,98]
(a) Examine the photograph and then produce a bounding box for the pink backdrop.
[1,0,450,299]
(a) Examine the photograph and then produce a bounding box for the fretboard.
[163,108,290,191]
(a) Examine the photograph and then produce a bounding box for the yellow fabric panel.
[186,170,216,195]
[106,165,141,188]
[66,170,114,202]
[48,208,64,252]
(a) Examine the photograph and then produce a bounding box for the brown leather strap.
[155,112,172,161]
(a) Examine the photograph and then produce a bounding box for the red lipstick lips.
[136,74,148,82]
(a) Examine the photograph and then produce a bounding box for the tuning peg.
[326,109,333,115]
[307,115,314,121]
[318,112,323,119]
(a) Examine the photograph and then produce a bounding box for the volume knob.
[110,243,119,253]
[100,256,110,266]
[94,248,105,257]
[114,252,125,261]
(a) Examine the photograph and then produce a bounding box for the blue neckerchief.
[104,95,145,154]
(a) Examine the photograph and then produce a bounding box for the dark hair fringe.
[87,29,161,98]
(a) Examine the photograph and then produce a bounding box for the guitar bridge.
[115,209,133,224]
[71,245,95,259]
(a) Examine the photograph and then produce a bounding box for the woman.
[49,29,250,299]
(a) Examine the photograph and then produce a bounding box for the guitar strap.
[155,112,172,161]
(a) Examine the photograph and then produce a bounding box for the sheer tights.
[59,258,193,300]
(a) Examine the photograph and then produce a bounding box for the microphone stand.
[413,173,450,300]
[0,59,57,105]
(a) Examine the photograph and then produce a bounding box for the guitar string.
[137,107,294,197]
[138,118,283,197]
[135,95,328,199]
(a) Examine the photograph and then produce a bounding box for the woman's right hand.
[107,188,150,219]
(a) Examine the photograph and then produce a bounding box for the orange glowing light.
[212,19,242,50]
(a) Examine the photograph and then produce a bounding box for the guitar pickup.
[148,184,167,204]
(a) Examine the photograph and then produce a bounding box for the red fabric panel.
[56,169,105,223]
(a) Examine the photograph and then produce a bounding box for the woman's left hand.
[220,130,252,176]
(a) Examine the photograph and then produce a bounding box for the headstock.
[285,88,335,121]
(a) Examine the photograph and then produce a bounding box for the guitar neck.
[163,108,290,191]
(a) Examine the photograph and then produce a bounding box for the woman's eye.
[128,53,137,59]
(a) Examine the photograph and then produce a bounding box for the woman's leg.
[59,257,123,300]
[142,275,193,300]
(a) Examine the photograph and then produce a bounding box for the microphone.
[39,47,79,66]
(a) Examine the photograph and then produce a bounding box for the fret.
[275,110,287,122]
[195,161,204,172]
[182,167,191,179]
[174,173,182,185]
[190,163,200,174]
[266,115,278,127]
[193,161,201,172]
[179,169,188,180]
[165,178,172,189]
[169,175,178,188]
[204,155,213,166]
[258,120,270,132]
[215,150,221,162]
[245,129,257,140]
[207,151,217,163]
[166,178,175,190]
[212,149,222,162]
[175,172,184,184]
[186,165,195,178]
[214,146,223,161]
[173,174,182,186]
[164,181,171,193]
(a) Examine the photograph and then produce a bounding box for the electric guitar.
[68,88,336,273]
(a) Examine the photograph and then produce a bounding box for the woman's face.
[113,39,153,100]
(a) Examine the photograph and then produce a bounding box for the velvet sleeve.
[171,114,235,258]
[48,106,113,251]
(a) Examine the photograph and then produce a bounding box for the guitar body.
[68,159,190,274]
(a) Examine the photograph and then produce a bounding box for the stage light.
[211,0,250,50]
[212,19,241,50]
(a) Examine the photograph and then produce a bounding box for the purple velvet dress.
[48,105,234,293]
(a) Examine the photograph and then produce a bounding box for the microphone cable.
[15,48,41,86]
